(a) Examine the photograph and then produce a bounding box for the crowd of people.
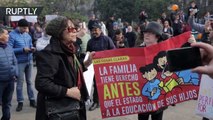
[0,0,213,120]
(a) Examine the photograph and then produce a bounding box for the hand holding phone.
[166,47,202,72]
[191,42,213,78]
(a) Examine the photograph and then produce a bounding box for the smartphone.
[166,47,202,72]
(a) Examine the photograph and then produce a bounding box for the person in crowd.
[117,18,124,30]
[182,22,192,33]
[28,23,35,40]
[122,22,129,36]
[113,29,128,48]
[100,21,107,36]
[135,24,146,47]
[202,11,211,24]
[163,20,174,37]
[179,10,186,23]
[88,14,98,33]
[156,18,162,25]
[125,25,137,47]
[86,23,116,111]
[0,26,18,120]
[35,16,93,120]
[189,9,213,120]
[138,21,167,120]
[139,10,148,24]
[111,22,119,38]
[36,24,51,51]
[106,15,115,39]
[8,19,36,112]
[160,12,170,25]
[187,1,199,20]
[33,23,43,46]
[188,11,213,44]
[77,22,91,54]
[172,14,183,36]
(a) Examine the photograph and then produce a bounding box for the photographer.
[188,10,213,44]
[192,42,213,79]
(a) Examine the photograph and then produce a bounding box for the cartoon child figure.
[160,66,184,93]
[140,64,161,100]
[153,51,183,93]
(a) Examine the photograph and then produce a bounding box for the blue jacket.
[0,44,18,82]
[8,29,33,63]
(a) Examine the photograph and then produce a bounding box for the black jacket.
[35,37,88,120]
[86,33,116,52]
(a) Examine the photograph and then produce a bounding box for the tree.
[0,0,30,6]
[93,0,186,22]
[37,0,93,21]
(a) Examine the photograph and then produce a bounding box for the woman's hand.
[188,34,196,43]
[191,42,213,78]
[84,51,95,68]
[66,87,81,101]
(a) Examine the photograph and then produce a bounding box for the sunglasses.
[66,26,79,33]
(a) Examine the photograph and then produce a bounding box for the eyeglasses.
[66,26,79,33]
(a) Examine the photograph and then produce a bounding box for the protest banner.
[92,31,201,118]
[196,75,213,119]
[10,16,24,21]
[25,16,37,22]
[83,64,94,97]
[45,15,58,22]
[10,16,37,22]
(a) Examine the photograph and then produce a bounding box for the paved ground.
[0,67,204,120]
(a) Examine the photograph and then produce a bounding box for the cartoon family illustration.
[139,51,200,100]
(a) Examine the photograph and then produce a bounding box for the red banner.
[93,32,200,118]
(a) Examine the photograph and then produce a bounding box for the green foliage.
[62,12,88,22]
[0,0,30,6]
[94,0,181,22]
[37,0,89,21]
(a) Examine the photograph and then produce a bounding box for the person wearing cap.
[8,19,36,112]
[0,26,18,120]
[138,21,167,120]
[86,23,116,111]
[35,16,92,120]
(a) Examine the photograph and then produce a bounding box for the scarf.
[60,41,85,91]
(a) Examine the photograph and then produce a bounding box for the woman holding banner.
[138,21,168,120]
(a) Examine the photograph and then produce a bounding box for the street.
[1,67,203,120]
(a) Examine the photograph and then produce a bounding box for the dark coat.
[125,32,137,48]
[35,37,88,120]
[86,33,116,52]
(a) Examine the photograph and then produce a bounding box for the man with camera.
[188,8,213,44]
